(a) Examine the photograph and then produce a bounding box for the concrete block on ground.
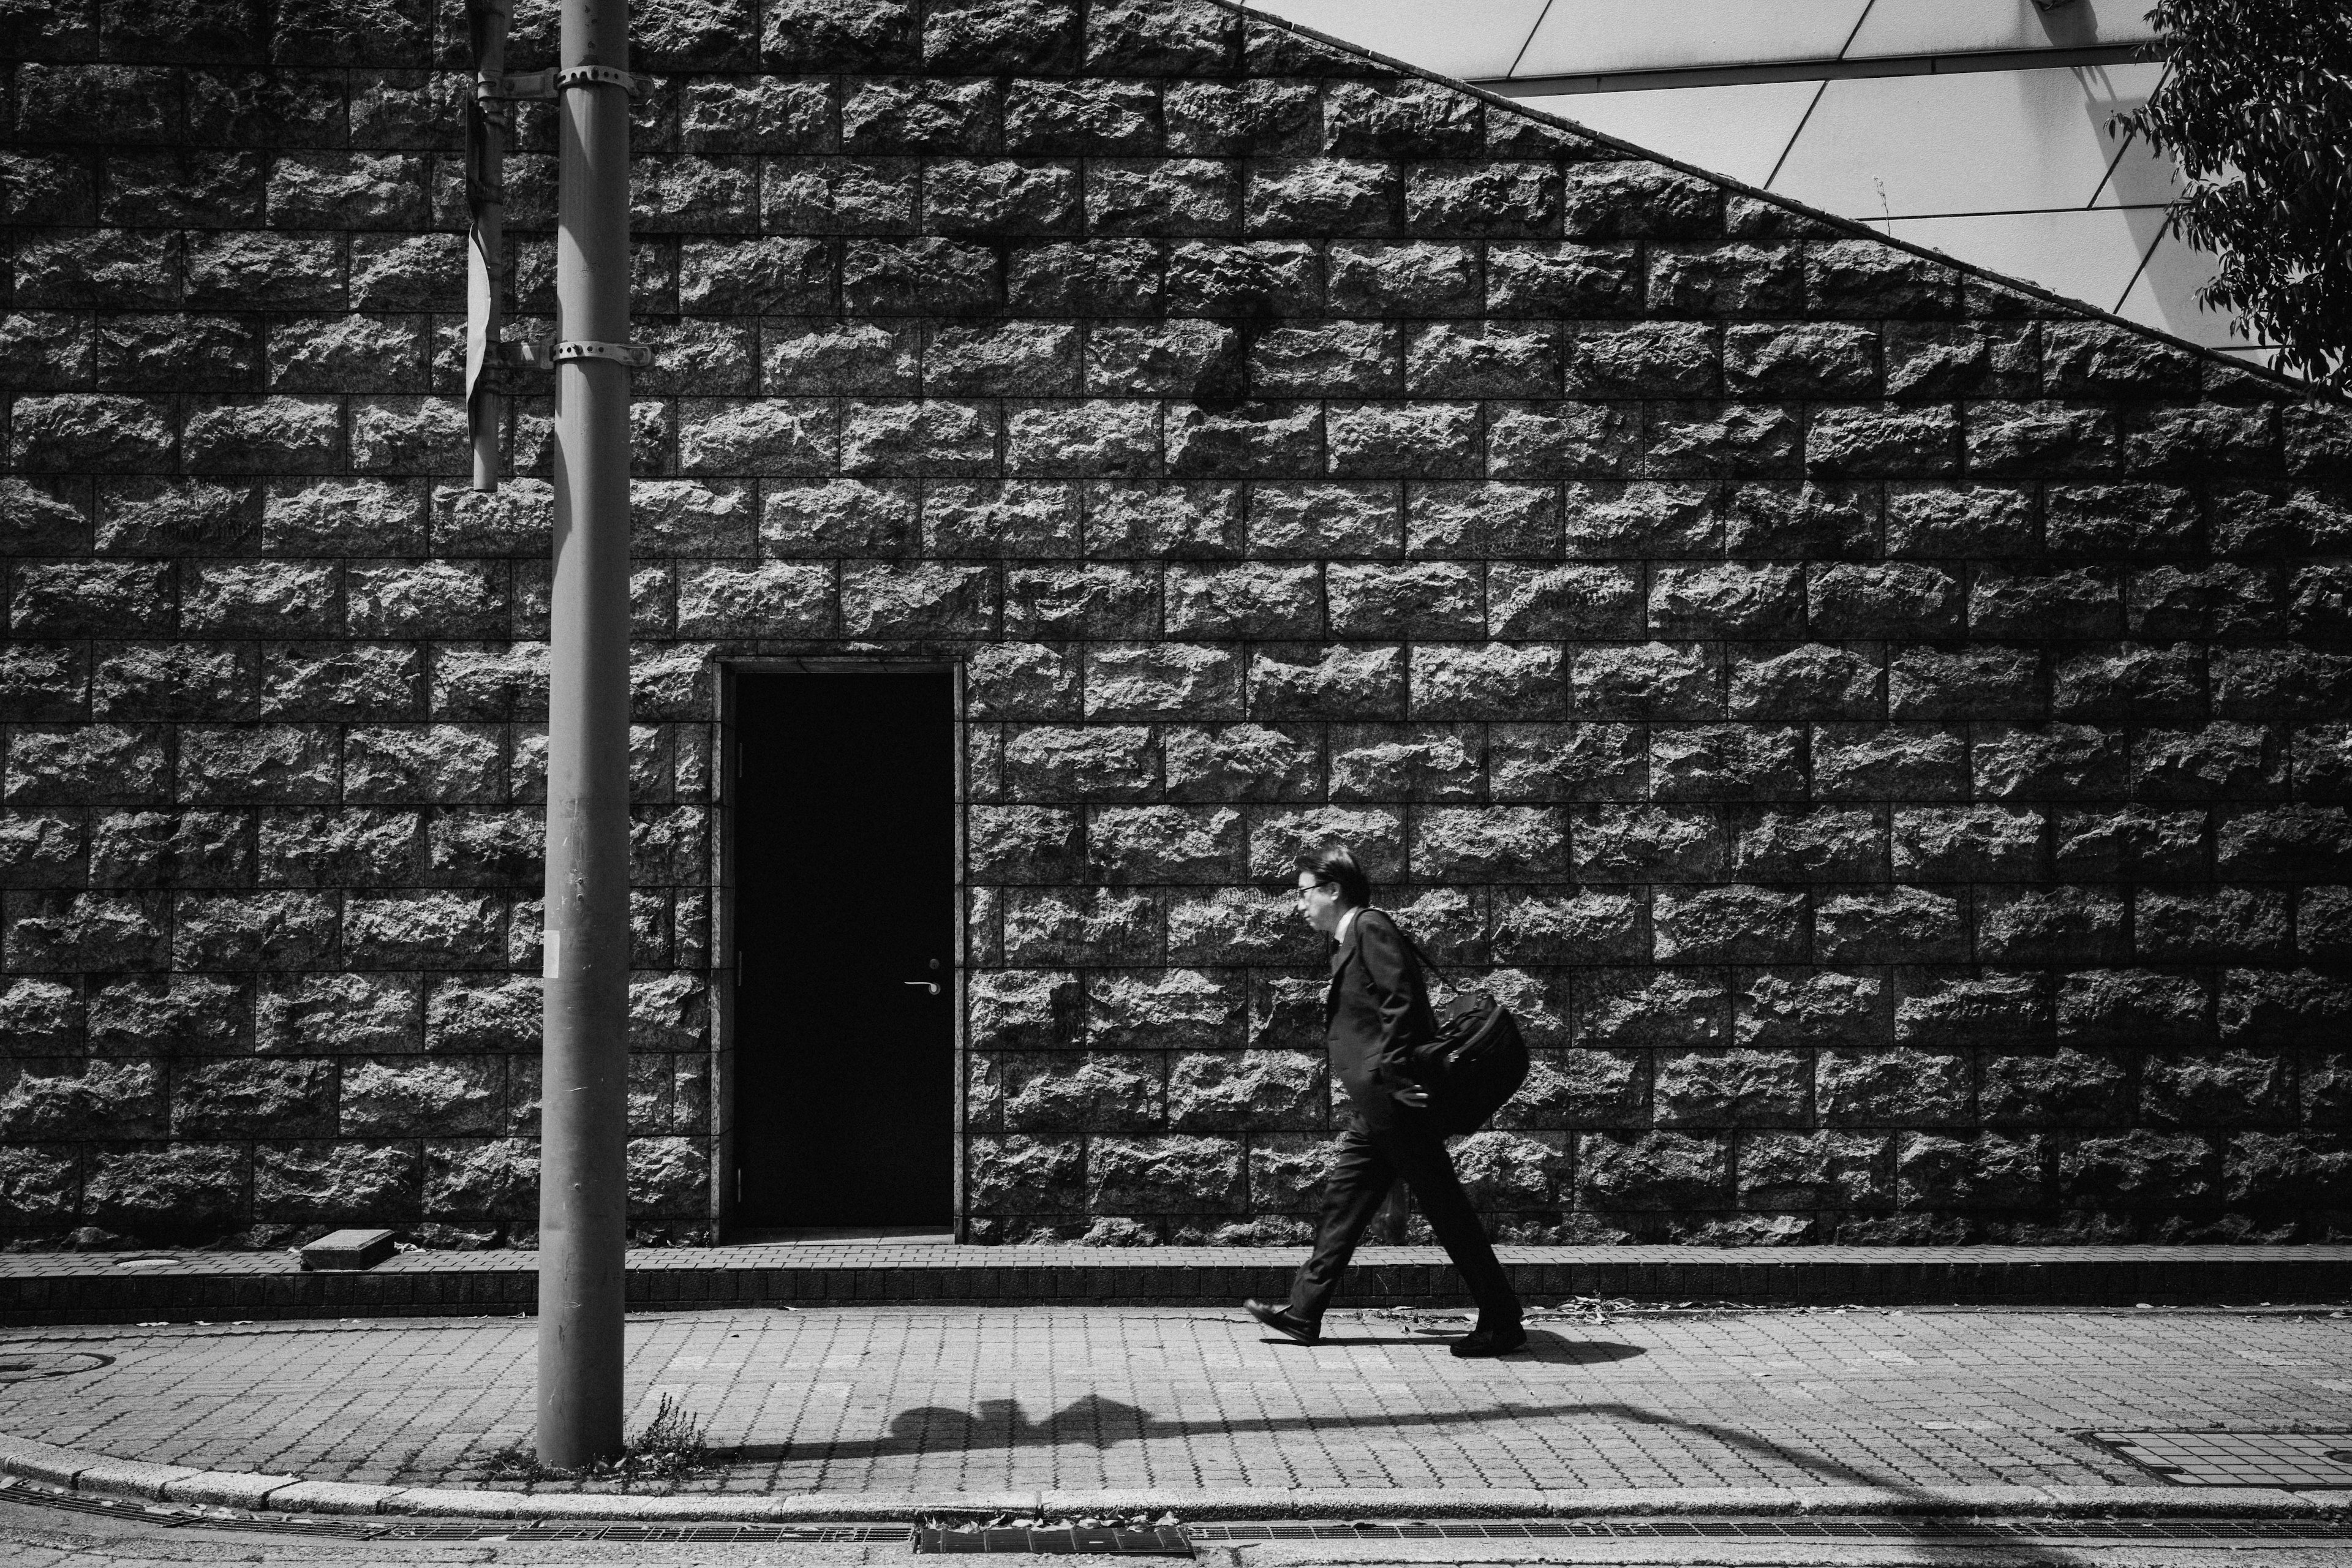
[0,1433,91,1488]
[69,1457,204,1501]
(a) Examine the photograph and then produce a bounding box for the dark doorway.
[731,669,956,1231]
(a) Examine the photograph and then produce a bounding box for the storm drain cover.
[0,1351,112,1382]
[918,1526,1193,1555]
[2089,1430,2352,1487]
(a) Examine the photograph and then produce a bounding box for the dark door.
[733,671,956,1229]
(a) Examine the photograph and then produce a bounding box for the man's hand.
[1391,1086,1431,1109]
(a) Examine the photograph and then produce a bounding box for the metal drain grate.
[2087,1430,2352,1488]
[918,1525,1193,1555]
[0,1479,908,1544]
[1188,1519,2352,1543]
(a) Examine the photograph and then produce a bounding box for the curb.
[6,1434,2352,1524]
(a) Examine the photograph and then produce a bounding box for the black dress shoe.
[1449,1322,1528,1358]
[1243,1298,1319,1345]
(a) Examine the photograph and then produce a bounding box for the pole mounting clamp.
[552,339,655,368]
[484,68,556,99]
[555,64,649,96]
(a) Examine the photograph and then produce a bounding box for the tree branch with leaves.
[2119,0,2352,388]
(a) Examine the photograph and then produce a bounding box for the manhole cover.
[2088,1430,2352,1487]
[0,1351,113,1382]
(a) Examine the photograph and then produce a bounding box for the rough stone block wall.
[2,0,2350,1247]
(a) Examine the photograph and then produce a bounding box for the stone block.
[1087,807,1245,884]
[1815,886,1966,964]
[10,562,172,639]
[2142,1050,2293,1129]
[6,725,167,807]
[342,725,502,805]
[173,1057,334,1139]
[2051,644,2206,725]
[1084,644,1241,722]
[2217,804,2352,880]
[1575,1131,1731,1210]
[1735,968,1885,1052]
[2052,808,2204,881]
[1087,158,1237,236]
[1891,807,2040,882]
[1972,723,2126,800]
[1244,806,1404,886]
[1167,1050,1322,1132]
[1002,1054,1163,1134]
[1003,727,1157,804]
[1487,723,1643,802]
[85,1144,249,1231]
[1411,807,1569,881]
[426,974,541,1054]
[1248,644,1405,720]
[1166,402,1322,479]
[1896,970,2049,1049]
[1646,564,1800,639]
[1817,1047,1970,1126]
[1649,725,1804,802]
[1086,1133,1242,1213]
[1653,886,1806,964]
[1329,723,1480,804]
[1448,1129,1564,1209]
[2052,968,2204,1051]
[1794,566,1956,644]
[0,978,82,1054]
[969,808,1082,884]
[1654,1049,1807,1127]
[1571,641,1720,720]
[257,809,416,887]
[1896,1133,2045,1210]
[1578,967,1728,1049]
[2220,967,2352,1046]
[1165,886,1321,965]
[2136,887,2290,964]
[764,317,920,398]
[343,892,502,969]
[1163,723,1319,803]
[2127,722,2283,802]
[1245,159,1396,237]
[14,232,181,311]
[1740,1131,1893,1211]
[1003,886,1161,967]
[1250,321,1399,397]
[1883,483,2033,557]
[423,1137,538,1220]
[1334,395,1484,474]
[9,393,174,472]
[1163,564,1319,641]
[1725,644,1877,723]
[1981,1048,2129,1128]
[1005,401,1161,477]
[1888,646,2041,722]
[255,1141,421,1223]
[1163,239,1317,315]
[1496,1048,1644,1131]
[1574,805,1725,884]
[840,562,997,638]
[1406,322,1559,400]
[340,1056,500,1137]
[1006,78,1159,154]
[1977,887,2127,964]
[257,972,420,1056]
[0,1060,163,1140]
[760,478,914,557]
[1647,243,1801,317]
[2226,1132,2352,1208]
[1735,809,1884,881]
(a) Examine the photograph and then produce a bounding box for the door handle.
[903,981,941,996]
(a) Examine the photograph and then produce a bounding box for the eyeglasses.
[1291,882,1337,903]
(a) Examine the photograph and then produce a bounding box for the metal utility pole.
[537,0,638,1469]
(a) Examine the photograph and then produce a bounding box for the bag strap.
[1390,918,1453,992]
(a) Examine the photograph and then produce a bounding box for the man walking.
[1245,845,1525,1357]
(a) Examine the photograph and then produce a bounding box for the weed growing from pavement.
[475,1394,711,1487]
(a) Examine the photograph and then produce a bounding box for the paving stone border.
[6,1430,2351,1522]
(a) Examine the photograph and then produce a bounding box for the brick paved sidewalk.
[1,1306,2348,1499]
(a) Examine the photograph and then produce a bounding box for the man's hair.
[1296,843,1370,909]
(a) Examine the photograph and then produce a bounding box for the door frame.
[714,657,968,1242]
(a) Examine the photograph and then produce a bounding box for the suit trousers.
[1285,1118,1520,1329]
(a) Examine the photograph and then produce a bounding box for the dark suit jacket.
[1324,907,1438,1132]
